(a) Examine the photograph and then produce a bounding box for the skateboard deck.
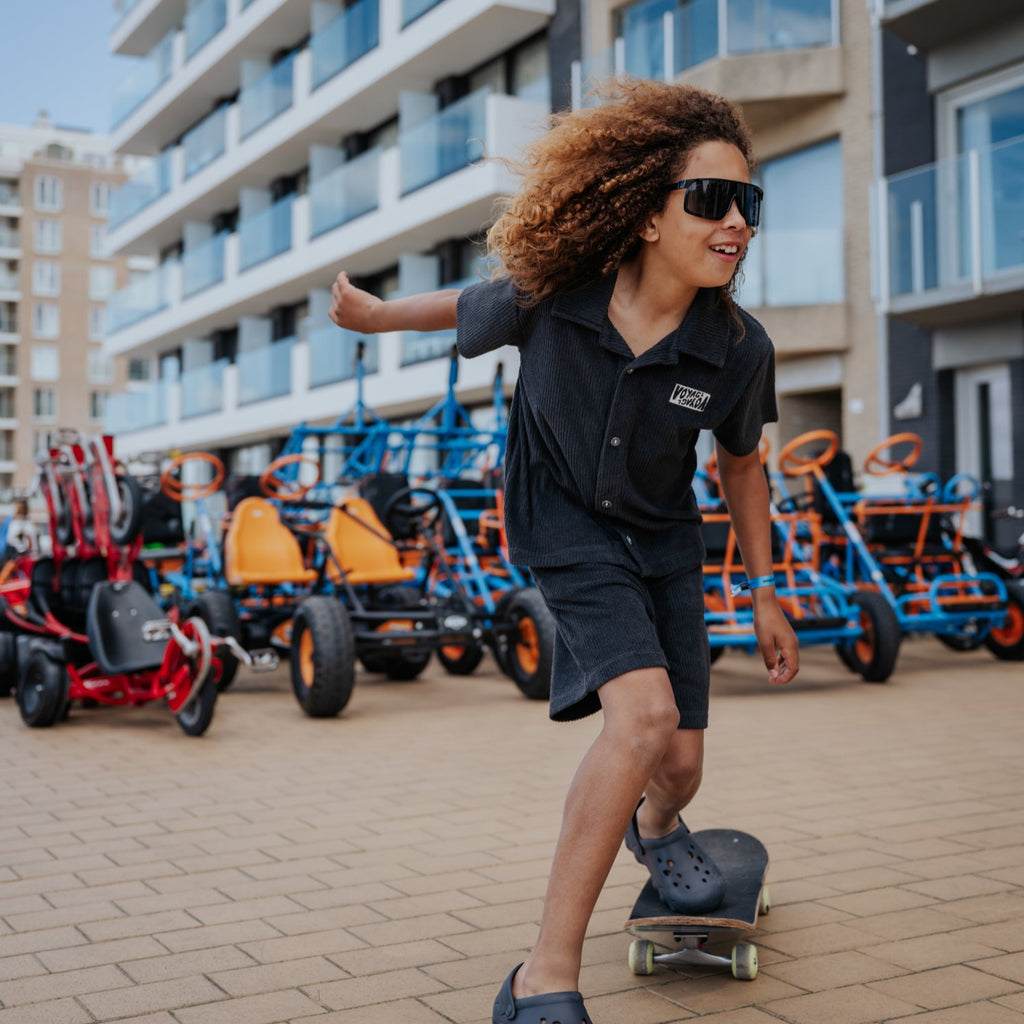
[625,829,769,980]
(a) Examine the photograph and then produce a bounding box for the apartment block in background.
[0,114,138,507]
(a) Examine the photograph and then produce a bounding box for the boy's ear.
[639,213,661,243]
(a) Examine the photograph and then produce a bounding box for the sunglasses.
[666,178,763,228]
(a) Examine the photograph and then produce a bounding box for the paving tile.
[763,982,923,1023]
[77,975,227,1019]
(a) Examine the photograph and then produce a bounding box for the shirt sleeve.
[712,347,778,457]
[456,277,524,358]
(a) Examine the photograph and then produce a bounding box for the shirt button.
[626,368,635,375]
[601,500,611,509]
[625,535,634,545]
[610,436,621,447]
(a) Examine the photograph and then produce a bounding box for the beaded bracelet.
[730,574,777,597]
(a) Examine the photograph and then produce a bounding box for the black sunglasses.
[667,178,763,228]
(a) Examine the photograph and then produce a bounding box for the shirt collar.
[551,276,733,368]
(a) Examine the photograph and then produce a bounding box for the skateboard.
[625,829,770,980]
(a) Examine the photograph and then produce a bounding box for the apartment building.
[874,0,1024,546]
[104,0,878,474]
[0,114,135,505]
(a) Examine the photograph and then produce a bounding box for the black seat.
[86,581,168,675]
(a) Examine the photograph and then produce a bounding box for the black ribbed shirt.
[456,274,777,574]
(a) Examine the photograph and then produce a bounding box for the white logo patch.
[669,384,711,412]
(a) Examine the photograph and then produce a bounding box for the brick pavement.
[1,637,1022,1023]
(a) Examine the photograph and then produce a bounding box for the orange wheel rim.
[299,629,315,688]
[516,617,540,675]
[441,644,466,659]
[854,610,875,663]
[990,602,1024,646]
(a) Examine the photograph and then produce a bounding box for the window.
[32,303,60,339]
[89,391,107,422]
[34,174,62,212]
[33,387,56,420]
[32,260,61,297]
[31,344,60,381]
[88,350,113,383]
[33,430,51,456]
[128,357,151,381]
[89,305,106,342]
[736,137,845,308]
[89,265,117,301]
[90,182,111,216]
[90,224,109,259]
[34,219,61,254]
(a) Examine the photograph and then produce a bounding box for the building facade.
[104,0,898,483]
[0,115,135,505]
[875,0,1024,546]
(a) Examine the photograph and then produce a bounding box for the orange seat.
[223,497,318,586]
[324,498,417,586]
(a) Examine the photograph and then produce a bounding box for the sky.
[0,2,126,135]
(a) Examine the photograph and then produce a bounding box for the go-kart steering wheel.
[779,430,840,478]
[381,487,443,537]
[260,454,321,502]
[161,452,226,502]
[704,436,771,482]
[864,432,923,476]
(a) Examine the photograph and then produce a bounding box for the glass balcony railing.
[400,88,488,195]
[0,229,19,250]
[185,0,227,61]
[577,0,836,102]
[0,273,17,292]
[113,0,144,25]
[309,148,381,238]
[182,233,226,298]
[105,382,169,434]
[109,150,173,230]
[183,104,227,179]
[308,324,379,388]
[181,359,227,419]
[241,0,259,7]
[884,134,1024,302]
[111,29,174,128]
[735,227,845,308]
[0,349,15,375]
[0,187,20,208]
[311,0,379,89]
[238,338,294,405]
[401,328,456,366]
[0,393,16,419]
[107,261,176,333]
[403,0,444,26]
[240,53,296,139]
[0,311,16,334]
[239,195,294,271]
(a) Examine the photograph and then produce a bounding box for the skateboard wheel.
[759,885,771,916]
[628,939,656,976]
[731,943,758,980]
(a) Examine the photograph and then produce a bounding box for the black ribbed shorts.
[530,561,710,727]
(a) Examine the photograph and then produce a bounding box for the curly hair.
[487,78,754,307]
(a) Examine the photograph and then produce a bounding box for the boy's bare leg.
[636,729,705,838]
[512,667,702,1000]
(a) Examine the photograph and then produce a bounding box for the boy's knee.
[616,702,681,761]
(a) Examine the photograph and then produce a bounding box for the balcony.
[106,0,554,251]
[0,228,21,258]
[309,325,379,388]
[736,226,845,308]
[109,150,173,230]
[185,0,227,61]
[879,134,1024,327]
[181,359,228,418]
[573,0,842,116]
[106,260,177,333]
[403,0,445,26]
[238,338,295,404]
[878,0,1019,51]
[112,28,175,129]
[183,104,228,180]
[309,147,381,239]
[238,194,293,271]
[0,186,20,215]
[105,380,169,434]
[110,0,183,58]
[0,272,19,302]
[182,232,227,298]
[240,52,295,140]
[400,88,487,195]
[0,310,16,336]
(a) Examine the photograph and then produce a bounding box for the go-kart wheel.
[17,650,68,728]
[187,590,243,690]
[494,587,555,700]
[291,597,355,717]
[628,939,655,976]
[0,630,17,697]
[108,474,144,546]
[731,943,758,980]
[984,581,1024,662]
[838,591,902,683]
[437,641,485,675]
[383,648,431,680]
[937,631,985,653]
[176,674,217,736]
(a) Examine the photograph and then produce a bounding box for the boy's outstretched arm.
[329,271,460,334]
[715,441,800,686]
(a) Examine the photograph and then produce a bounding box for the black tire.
[176,678,217,736]
[291,597,356,717]
[0,630,17,697]
[837,591,902,683]
[17,651,68,728]
[188,590,243,690]
[109,474,144,546]
[437,641,485,675]
[382,648,431,680]
[937,632,985,653]
[495,587,555,700]
[984,581,1024,661]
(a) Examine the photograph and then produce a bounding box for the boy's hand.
[752,596,799,686]
[329,272,381,333]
